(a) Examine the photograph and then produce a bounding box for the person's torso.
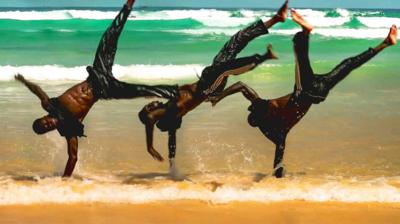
[57,81,97,120]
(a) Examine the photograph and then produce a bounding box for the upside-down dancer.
[138,1,290,174]
[15,0,179,177]
[209,9,398,178]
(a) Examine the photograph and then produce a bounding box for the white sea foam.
[0,176,399,205]
[358,17,400,28]
[173,27,396,40]
[0,9,393,29]
[0,64,280,82]
[293,9,350,27]
[0,64,205,81]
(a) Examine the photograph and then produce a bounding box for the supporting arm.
[63,136,78,178]
[208,81,260,107]
[168,130,177,160]
[273,140,286,178]
[15,74,50,111]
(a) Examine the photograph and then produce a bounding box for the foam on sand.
[0,175,399,205]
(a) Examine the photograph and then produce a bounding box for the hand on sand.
[385,25,398,45]
[148,147,164,162]
[273,167,285,178]
[275,0,288,22]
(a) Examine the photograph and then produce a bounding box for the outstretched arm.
[208,81,260,106]
[63,136,78,178]
[15,74,50,111]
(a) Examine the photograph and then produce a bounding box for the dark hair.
[32,118,47,135]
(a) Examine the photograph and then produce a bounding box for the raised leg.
[107,81,178,99]
[323,25,397,90]
[92,3,133,75]
[291,9,315,90]
[204,45,278,95]
[211,0,288,65]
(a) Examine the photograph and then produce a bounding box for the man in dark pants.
[209,9,398,178]
[138,1,289,175]
[15,0,178,178]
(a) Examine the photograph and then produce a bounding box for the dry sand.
[1,201,400,224]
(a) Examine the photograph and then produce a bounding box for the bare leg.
[323,25,397,90]
[212,0,288,65]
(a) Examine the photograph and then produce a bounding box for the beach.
[1,201,400,224]
[0,6,400,222]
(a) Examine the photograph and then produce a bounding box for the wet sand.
[1,201,400,224]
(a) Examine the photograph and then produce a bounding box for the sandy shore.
[1,201,400,224]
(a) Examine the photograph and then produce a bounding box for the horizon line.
[0,6,399,10]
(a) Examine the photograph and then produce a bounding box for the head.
[32,115,58,135]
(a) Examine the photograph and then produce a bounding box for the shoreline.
[1,201,400,224]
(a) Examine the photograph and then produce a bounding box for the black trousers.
[293,31,378,104]
[87,4,178,100]
[197,20,270,96]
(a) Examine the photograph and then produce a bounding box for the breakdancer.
[208,9,398,178]
[138,1,289,174]
[15,0,178,177]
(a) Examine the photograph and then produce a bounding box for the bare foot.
[266,44,278,60]
[127,0,135,7]
[385,25,398,45]
[275,0,289,22]
[291,9,313,33]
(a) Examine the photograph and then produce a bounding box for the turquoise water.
[0,7,400,204]
[0,8,399,67]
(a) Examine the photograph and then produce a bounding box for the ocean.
[0,7,400,205]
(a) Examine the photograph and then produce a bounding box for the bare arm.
[208,81,260,106]
[14,74,50,111]
[144,116,164,162]
[63,136,78,178]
